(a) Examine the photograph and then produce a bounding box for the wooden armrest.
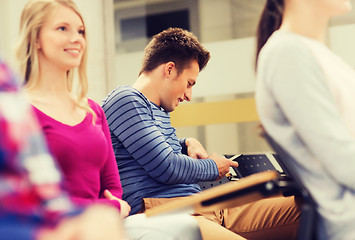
[145,170,280,217]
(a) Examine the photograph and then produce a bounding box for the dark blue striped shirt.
[102,86,219,214]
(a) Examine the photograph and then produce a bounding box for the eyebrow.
[55,21,84,29]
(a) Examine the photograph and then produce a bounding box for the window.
[114,0,198,53]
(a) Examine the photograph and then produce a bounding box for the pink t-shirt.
[33,99,123,210]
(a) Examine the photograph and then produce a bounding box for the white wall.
[329,23,355,68]
[0,0,28,69]
[199,0,234,42]
[76,0,115,102]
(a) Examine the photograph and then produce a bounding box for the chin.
[162,105,175,112]
[166,107,175,112]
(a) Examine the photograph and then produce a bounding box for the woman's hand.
[104,189,131,218]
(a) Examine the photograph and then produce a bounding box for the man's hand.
[104,189,131,218]
[185,138,208,159]
[209,153,239,180]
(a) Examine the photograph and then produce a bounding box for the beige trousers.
[142,196,301,240]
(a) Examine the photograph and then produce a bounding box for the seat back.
[263,133,318,240]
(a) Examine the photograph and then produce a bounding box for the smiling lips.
[64,48,80,56]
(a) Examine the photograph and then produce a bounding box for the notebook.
[198,152,288,191]
[226,153,287,179]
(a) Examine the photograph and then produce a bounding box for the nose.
[70,31,83,43]
[184,88,192,102]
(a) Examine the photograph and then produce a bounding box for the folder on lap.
[145,170,281,217]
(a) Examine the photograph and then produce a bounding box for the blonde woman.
[16,0,131,217]
[0,58,124,240]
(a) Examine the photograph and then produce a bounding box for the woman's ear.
[36,38,41,49]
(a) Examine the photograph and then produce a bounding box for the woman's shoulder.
[264,31,311,56]
[259,30,316,70]
[87,98,104,115]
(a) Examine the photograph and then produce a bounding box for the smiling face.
[36,4,86,72]
[160,60,199,112]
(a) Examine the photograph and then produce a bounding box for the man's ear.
[164,62,175,78]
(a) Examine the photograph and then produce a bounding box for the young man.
[102,28,300,239]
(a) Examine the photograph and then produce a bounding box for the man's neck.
[133,71,162,107]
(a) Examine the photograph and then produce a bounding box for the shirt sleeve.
[262,39,355,189]
[103,90,219,184]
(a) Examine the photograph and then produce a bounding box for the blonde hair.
[15,0,95,120]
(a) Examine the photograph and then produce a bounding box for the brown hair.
[255,0,284,68]
[139,27,210,76]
